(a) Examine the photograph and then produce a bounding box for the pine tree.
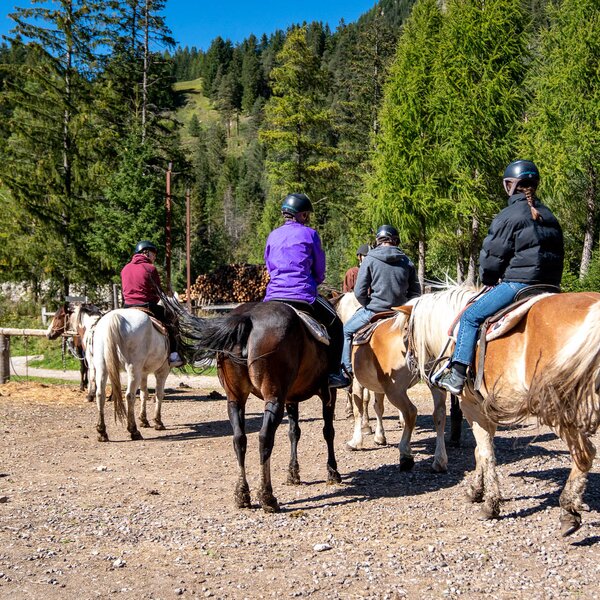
[431,0,530,282]
[1,0,104,295]
[522,0,600,279]
[365,0,443,284]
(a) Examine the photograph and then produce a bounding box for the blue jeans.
[452,281,528,367]
[342,307,374,372]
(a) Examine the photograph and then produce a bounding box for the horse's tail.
[105,312,127,423]
[161,294,252,364]
[484,300,600,467]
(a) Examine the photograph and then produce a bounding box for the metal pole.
[186,187,192,311]
[165,161,173,292]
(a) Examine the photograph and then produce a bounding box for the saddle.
[353,308,409,346]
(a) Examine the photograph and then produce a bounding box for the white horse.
[72,305,171,441]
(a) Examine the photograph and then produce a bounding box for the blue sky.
[1,1,378,51]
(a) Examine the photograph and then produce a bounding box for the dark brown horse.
[46,303,95,400]
[165,298,341,512]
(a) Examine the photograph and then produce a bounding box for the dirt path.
[1,381,599,599]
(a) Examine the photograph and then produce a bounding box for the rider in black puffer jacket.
[479,192,563,287]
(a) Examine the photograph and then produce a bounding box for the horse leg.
[462,401,499,519]
[372,392,387,446]
[86,359,96,403]
[344,388,353,420]
[286,403,301,485]
[449,394,463,447]
[258,399,285,512]
[152,364,169,431]
[139,375,151,428]
[346,382,367,450]
[80,359,87,393]
[430,387,448,473]
[125,369,143,440]
[322,390,342,484]
[558,433,596,537]
[95,370,109,442]
[362,389,373,435]
[227,399,251,509]
[385,387,416,471]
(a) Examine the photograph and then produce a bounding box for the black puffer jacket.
[355,246,421,313]
[479,193,564,286]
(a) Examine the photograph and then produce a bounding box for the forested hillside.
[0,0,598,302]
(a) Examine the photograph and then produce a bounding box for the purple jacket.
[264,220,326,303]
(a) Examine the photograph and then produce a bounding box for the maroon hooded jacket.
[121,253,162,305]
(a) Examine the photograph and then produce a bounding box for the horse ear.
[393,305,413,316]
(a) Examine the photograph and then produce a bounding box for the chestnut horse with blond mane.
[405,285,600,536]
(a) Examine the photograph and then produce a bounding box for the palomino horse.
[71,304,171,441]
[332,292,380,432]
[407,285,600,536]
[336,292,462,467]
[164,298,341,513]
[46,303,96,400]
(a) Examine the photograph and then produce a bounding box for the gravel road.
[1,380,599,599]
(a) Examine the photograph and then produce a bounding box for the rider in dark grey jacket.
[355,245,421,313]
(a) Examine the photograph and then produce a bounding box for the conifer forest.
[0,0,598,301]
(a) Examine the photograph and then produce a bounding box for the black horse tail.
[161,293,252,365]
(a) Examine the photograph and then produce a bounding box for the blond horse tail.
[105,313,127,424]
[484,300,600,468]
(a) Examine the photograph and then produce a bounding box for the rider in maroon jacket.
[121,240,184,367]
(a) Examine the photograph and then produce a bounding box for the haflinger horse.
[335,291,462,469]
[332,292,382,434]
[46,303,95,400]
[71,304,171,441]
[162,295,341,513]
[406,285,600,536]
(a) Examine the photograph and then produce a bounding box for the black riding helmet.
[375,224,400,245]
[281,193,313,216]
[134,240,157,255]
[357,244,370,257]
[503,160,540,196]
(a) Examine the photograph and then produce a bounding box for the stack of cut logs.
[180,264,270,305]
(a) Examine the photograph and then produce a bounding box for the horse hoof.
[374,437,387,446]
[154,422,166,431]
[465,486,484,503]
[130,430,143,441]
[235,494,252,509]
[560,511,581,537]
[86,396,94,403]
[430,463,448,474]
[362,425,373,435]
[399,456,415,472]
[261,498,280,513]
[327,469,342,484]
[345,442,361,451]
[478,502,500,520]
[139,419,150,428]
[97,434,109,442]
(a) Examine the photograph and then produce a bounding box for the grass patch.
[10,375,79,386]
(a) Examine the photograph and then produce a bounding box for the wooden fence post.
[0,334,9,384]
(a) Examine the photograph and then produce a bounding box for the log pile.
[181,264,269,305]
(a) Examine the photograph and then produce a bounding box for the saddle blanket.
[453,292,554,342]
[287,306,330,346]
[124,306,168,337]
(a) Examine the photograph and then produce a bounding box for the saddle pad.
[452,292,554,341]
[287,306,330,346]
[125,306,168,337]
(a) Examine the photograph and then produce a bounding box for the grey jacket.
[354,245,421,313]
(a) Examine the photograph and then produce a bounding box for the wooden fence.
[0,328,48,384]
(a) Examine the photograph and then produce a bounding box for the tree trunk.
[579,165,597,279]
[418,216,426,288]
[466,215,480,285]
[141,0,150,142]
[455,224,465,283]
[62,0,73,297]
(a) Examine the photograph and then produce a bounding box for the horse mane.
[408,284,479,379]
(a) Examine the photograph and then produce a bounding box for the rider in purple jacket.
[264,193,350,388]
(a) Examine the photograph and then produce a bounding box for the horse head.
[46,303,71,340]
